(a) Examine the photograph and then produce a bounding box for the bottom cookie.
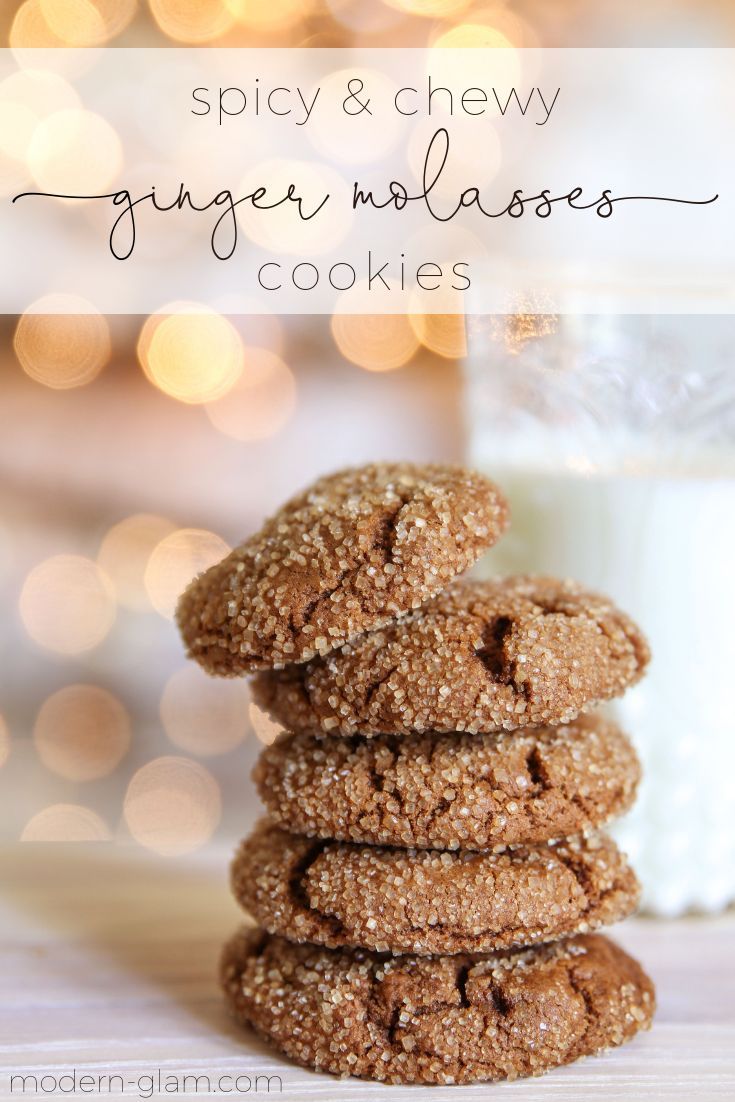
[221,927,654,1085]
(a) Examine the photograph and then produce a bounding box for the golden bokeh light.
[20,554,116,655]
[407,114,502,198]
[0,69,80,121]
[123,755,221,856]
[160,665,250,756]
[148,0,234,43]
[223,0,314,32]
[248,702,284,747]
[144,528,230,620]
[10,0,65,49]
[14,295,111,389]
[34,684,131,782]
[409,312,467,359]
[331,311,420,372]
[326,0,399,33]
[308,69,402,166]
[432,23,516,48]
[78,0,138,39]
[38,0,107,46]
[237,159,353,256]
[98,513,177,611]
[385,0,470,14]
[28,107,122,198]
[0,99,38,162]
[204,347,297,442]
[0,715,10,769]
[429,24,521,94]
[21,803,111,842]
[138,305,244,405]
[0,71,80,195]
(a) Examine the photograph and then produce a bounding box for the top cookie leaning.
[176,462,509,673]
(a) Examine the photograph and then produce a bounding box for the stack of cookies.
[177,462,655,1086]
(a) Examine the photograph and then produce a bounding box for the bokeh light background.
[2,0,734,859]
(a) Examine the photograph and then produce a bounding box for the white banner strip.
[1,48,733,314]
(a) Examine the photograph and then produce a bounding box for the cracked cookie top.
[251,575,650,734]
[252,714,641,851]
[221,927,655,1085]
[231,820,640,956]
[176,462,508,673]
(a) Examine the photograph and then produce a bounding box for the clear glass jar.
[465,314,735,916]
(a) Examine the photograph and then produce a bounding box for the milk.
[479,468,735,915]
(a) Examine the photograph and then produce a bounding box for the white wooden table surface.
[2,845,733,1101]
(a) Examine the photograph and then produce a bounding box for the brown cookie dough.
[221,927,655,1085]
[251,575,650,734]
[253,714,640,851]
[231,822,639,956]
[176,463,508,673]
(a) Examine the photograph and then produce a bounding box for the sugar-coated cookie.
[221,927,654,1085]
[177,463,508,673]
[253,714,640,850]
[252,575,650,734]
[231,821,639,955]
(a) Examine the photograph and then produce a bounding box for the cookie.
[251,575,650,734]
[231,822,639,955]
[221,927,655,1085]
[253,714,640,851]
[176,463,508,673]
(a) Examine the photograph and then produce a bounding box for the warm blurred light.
[144,528,230,620]
[0,68,79,118]
[38,0,107,46]
[21,803,111,842]
[223,0,313,32]
[0,715,10,769]
[148,0,234,43]
[34,684,131,782]
[409,313,467,359]
[429,24,521,92]
[138,305,244,405]
[98,513,177,611]
[385,0,470,15]
[83,0,138,39]
[432,23,515,48]
[308,70,402,166]
[10,1,65,49]
[248,702,284,746]
[204,348,297,442]
[0,71,80,173]
[237,160,352,256]
[408,114,502,198]
[28,108,122,197]
[160,665,250,756]
[326,0,401,33]
[14,295,111,389]
[441,5,537,49]
[123,755,221,855]
[331,312,419,372]
[0,100,37,163]
[20,554,116,655]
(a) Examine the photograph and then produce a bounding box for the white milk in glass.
[465,316,735,915]
[478,468,735,915]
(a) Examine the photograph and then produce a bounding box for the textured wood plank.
[1,846,733,1101]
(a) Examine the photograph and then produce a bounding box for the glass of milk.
[464,314,735,916]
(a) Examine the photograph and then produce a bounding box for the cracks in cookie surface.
[455,963,472,1009]
[526,745,550,792]
[474,616,514,682]
[364,664,399,711]
[241,826,636,955]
